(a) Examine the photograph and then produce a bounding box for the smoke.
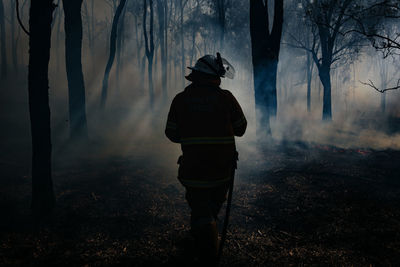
[1,0,399,179]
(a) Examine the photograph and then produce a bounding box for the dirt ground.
[1,140,399,267]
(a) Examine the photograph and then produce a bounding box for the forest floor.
[1,141,400,267]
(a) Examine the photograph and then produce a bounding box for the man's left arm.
[230,93,247,137]
[165,96,181,143]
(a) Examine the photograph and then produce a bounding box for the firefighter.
[165,53,247,265]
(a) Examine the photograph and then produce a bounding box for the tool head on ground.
[188,53,235,79]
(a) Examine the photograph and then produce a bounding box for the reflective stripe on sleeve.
[179,176,231,188]
[180,136,234,145]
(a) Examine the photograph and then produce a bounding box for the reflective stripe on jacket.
[165,83,247,188]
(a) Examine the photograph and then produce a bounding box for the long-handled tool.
[217,151,238,265]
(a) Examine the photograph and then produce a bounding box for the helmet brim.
[187,66,220,77]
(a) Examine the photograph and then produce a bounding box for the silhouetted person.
[165,53,246,265]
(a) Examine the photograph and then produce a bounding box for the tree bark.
[100,0,127,109]
[0,0,7,78]
[62,0,88,140]
[29,0,56,216]
[250,0,283,137]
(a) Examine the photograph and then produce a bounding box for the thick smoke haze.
[1,0,399,170]
[1,1,400,266]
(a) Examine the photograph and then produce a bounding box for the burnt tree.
[303,0,370,120]
[28,0,56,216]
[10,0,18,72]
[0,0,6,78]
[143,0,155,109]
[250,0,283,136]
[116,4,126,91]
[157,0,167,101]
[100,0,128,109]
[62,0,88,140]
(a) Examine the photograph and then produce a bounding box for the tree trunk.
[0,0,7,78]
[100,0,127,109]
[116,6,126,92]
[381,92,386,113]
[157,0,167,101]
[10,0,18,73]
[56,0,62,73]
[379,58,388,113]
[63,0,88,140]
[83,1,94,73]
[90,0,95,73]
[29,0,56,216]
[143,0,155,109]
[179,0,185,89]
[319,64,332,120]
[306,51,313,112]
[216,0,225,50]
[141,54,146,89]
[164,0,168,95]
[189,28,195,67]
[249,0,283,137]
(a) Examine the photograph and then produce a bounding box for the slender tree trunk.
[143,0,155,109]
[157,0,167,101]
[379,58,388,113]
[63,0,88,140]
[249,0,283,137]
[83,0,94,75]
[190,28,195,67]
[116,6,126,92]
[56,0,62,73]
[179,0,185,89]
[10,0,18,73]
[141,54,146,88]
[90,0,95,73]
[0,0,7,78]
[29,0,56,216]
[381,92,386,113]
[164,0,168,95]
[134,14,145,85]
[100,0,127,109]
[306,51,313,112]
[216,0,225,50]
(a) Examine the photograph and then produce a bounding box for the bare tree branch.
[360,78,400,93]
[16,0,30,35]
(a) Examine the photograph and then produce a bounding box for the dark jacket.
[165,74,246,188]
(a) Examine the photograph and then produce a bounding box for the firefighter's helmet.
[188,53,235,79]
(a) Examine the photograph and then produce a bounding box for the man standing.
[165,53,247,265]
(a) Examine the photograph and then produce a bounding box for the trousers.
[185,183,230,227]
